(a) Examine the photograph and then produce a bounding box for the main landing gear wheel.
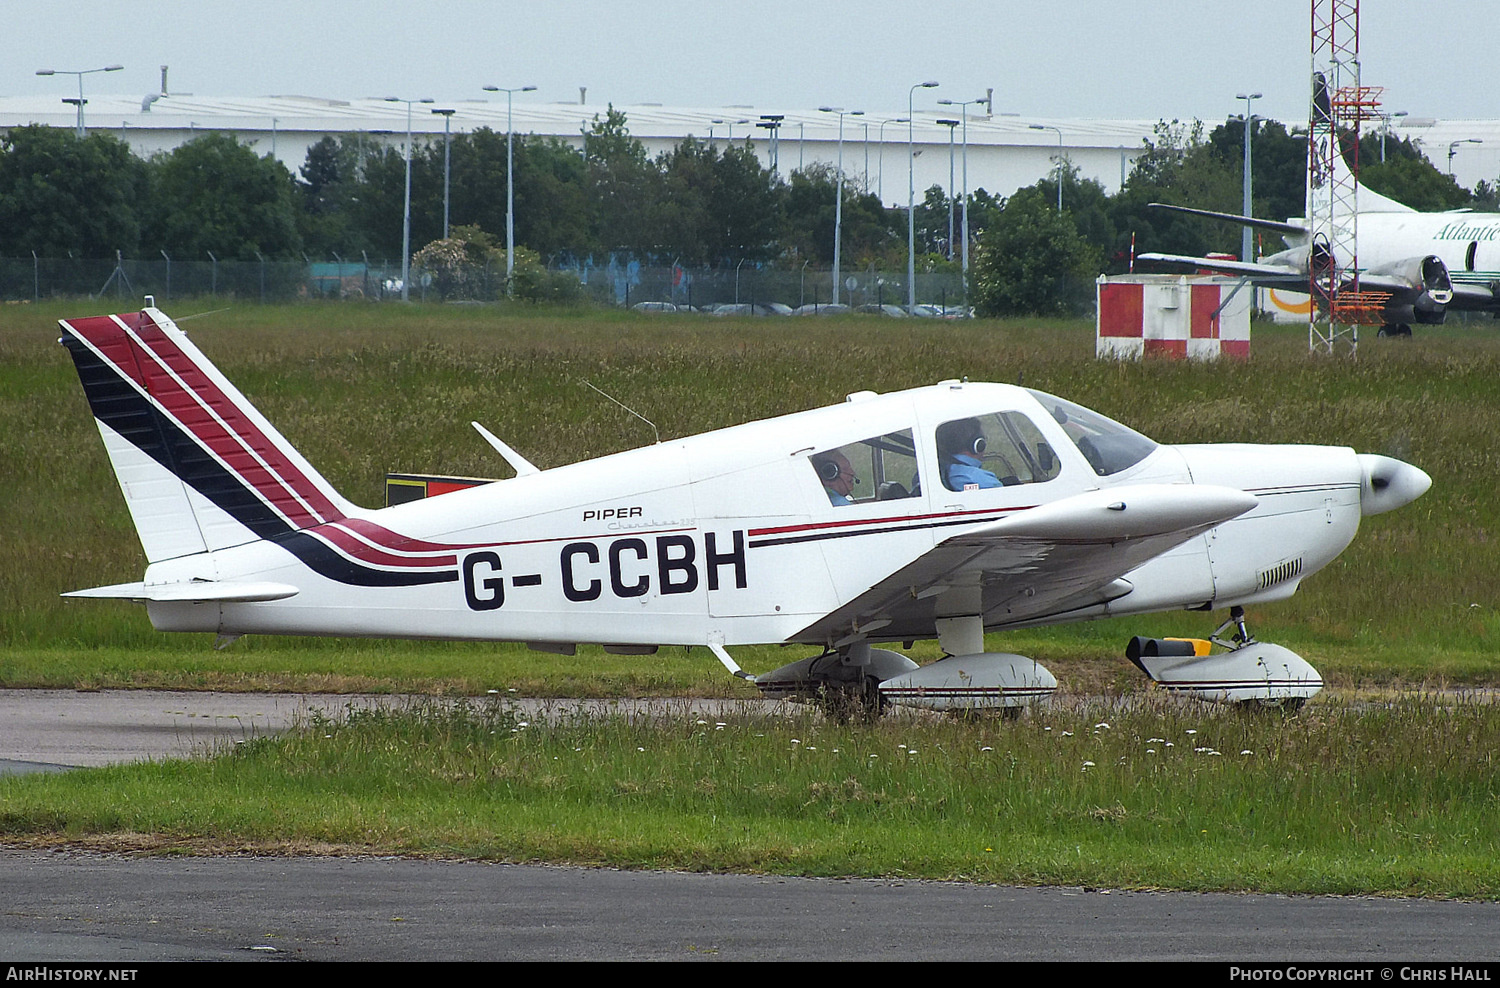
[1377,324,1412,337]
[817,677,885,724]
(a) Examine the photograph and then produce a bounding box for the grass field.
[4,693,1499,898]
[3,299,1498,894]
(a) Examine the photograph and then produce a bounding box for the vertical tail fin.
[60,307,356,563]
[1307,71,1415,219]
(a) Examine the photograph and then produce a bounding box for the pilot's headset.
[813,454,848,484]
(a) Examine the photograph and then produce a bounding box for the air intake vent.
[1258,558,1303,590]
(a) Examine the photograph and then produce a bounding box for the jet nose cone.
[1357,454,1432,516]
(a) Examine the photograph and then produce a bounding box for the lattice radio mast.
[1308,0,1385,356]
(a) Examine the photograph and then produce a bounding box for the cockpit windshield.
[1026,389,1158,476]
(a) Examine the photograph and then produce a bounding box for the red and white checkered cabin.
[1096,273,1251,360]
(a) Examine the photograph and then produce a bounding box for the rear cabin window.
[809,430,921,507]
[935,412,1061,492]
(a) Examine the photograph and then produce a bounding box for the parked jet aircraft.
[1139,76,1499,337]
[60,305,1430,716]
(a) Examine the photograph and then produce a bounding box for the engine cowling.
[1367,254,1454,324]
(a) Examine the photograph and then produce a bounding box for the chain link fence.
[0,254,971,314]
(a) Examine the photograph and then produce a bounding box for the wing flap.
[63,580,300,603]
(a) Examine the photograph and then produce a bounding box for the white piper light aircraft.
[60,305,1430,717]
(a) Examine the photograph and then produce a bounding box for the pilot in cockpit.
[811,450,857,506]
[936,417,1002,491]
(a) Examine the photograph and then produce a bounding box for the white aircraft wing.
[793,484,1255,643]
[1135,252,1305,283]
[1147,202,1308,236]
[1448,281,1496,307]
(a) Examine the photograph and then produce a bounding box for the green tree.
[1111,119,1245,264]
[296,135,375,256]
[145,133,302,259]
[970,191,1100,317]
[585,106,662,255]
[1206,117,1307,223]
[1357,133,1472,210]
[0,125,147,256]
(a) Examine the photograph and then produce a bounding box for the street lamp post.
[385,96,435,302]
[937,119,959,260]
[483,84,538,293]
[431,108,456,239]
[1029,124,1064,211]
[939,97,986,278]
[36,64,123,137]
[1448,138,1482,175]
[1236,92,1262,263]
[909,80,939,313]
[877,117,907,205]
[1379,110,1408,162]
[758,114,784,175]
[820,107,863,306]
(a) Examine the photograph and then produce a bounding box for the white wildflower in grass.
[1146,749,1156,754]
[517,722,529,729]
[1185,729,1197,735]
[1165,742,1174,748]
[1095,722,1111,730]
[1044,726,1053,732]
[1241,750,1254,756]
[637,747,645,752]
[1082,761,1096,768]
[696,719,708,726]
[1061,731,1074,737]
[981,746,993,752]
[1148,738,1166,744]
[791,739,801,745]
[715,723,727,730]
[487,689,499,695]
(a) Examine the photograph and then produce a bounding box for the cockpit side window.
[935,413,1061,492]
[1025,389,1158,477]
[809,429,922,507]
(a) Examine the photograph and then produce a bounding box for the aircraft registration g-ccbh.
[60,304,1431,718]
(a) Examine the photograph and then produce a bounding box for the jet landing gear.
[1377,324,1413,337]
[1125,606,1324,709]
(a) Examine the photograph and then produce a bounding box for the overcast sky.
[10,0,1498,125]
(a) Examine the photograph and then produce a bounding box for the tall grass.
[2,301,1496,686]
[4,695,1497,896]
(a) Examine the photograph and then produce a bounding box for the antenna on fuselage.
[582,380,660,445]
